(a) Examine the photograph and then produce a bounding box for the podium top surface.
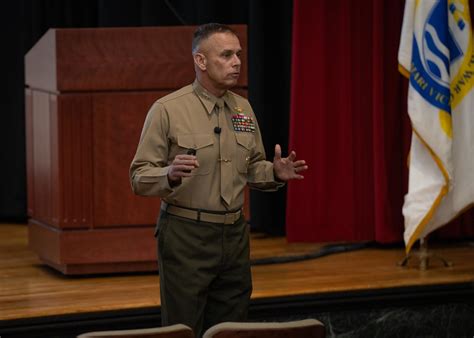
[25,26,248,92]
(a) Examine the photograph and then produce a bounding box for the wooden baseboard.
[28,219,158,275]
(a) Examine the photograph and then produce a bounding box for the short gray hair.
[192,23,237,54]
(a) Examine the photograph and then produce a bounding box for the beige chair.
[77,323,195,338]
[202,319,325,338]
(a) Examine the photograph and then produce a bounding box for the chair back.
[202,319,325,338]
[77,323,195,338]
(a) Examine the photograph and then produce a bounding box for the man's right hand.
[167,154,199,185]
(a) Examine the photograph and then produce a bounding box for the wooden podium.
[25,26,248,275]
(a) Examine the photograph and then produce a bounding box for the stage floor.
[1,223,474,337]
[1,223,473,321]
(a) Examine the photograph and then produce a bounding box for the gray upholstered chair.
[77,323,195,338]
[202,319,325,338]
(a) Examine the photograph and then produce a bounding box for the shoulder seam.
[158,86,195,104]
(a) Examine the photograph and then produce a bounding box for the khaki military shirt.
[130,80,284,211]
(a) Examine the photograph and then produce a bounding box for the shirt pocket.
[235,133,253,174]
[177,133,215,176]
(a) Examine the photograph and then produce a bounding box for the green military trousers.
[156,210,252,338]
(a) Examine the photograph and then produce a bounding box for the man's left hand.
[273,144,308,182]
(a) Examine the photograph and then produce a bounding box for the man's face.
[199,32,242,90]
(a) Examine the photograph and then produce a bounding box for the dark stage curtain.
[287,0,474,243]
[248,1,293,235]
[0,0,291,234]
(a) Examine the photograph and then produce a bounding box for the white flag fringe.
[398,0,474,253]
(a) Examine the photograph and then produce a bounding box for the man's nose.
[232,54,241,66]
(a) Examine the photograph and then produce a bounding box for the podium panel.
[25,26,248,274]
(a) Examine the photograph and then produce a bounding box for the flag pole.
[398,236,453,270]
[419,237,429,270]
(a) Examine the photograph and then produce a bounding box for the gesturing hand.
[167,154,199,185]
[273,144,308,182]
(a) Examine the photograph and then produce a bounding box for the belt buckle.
[223,213,233,224]
[223,211,239,225]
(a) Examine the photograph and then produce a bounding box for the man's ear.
[194,53,207,71]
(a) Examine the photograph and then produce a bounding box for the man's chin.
[223,79,239,89]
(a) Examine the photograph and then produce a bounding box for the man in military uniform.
[130,23,307,337]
